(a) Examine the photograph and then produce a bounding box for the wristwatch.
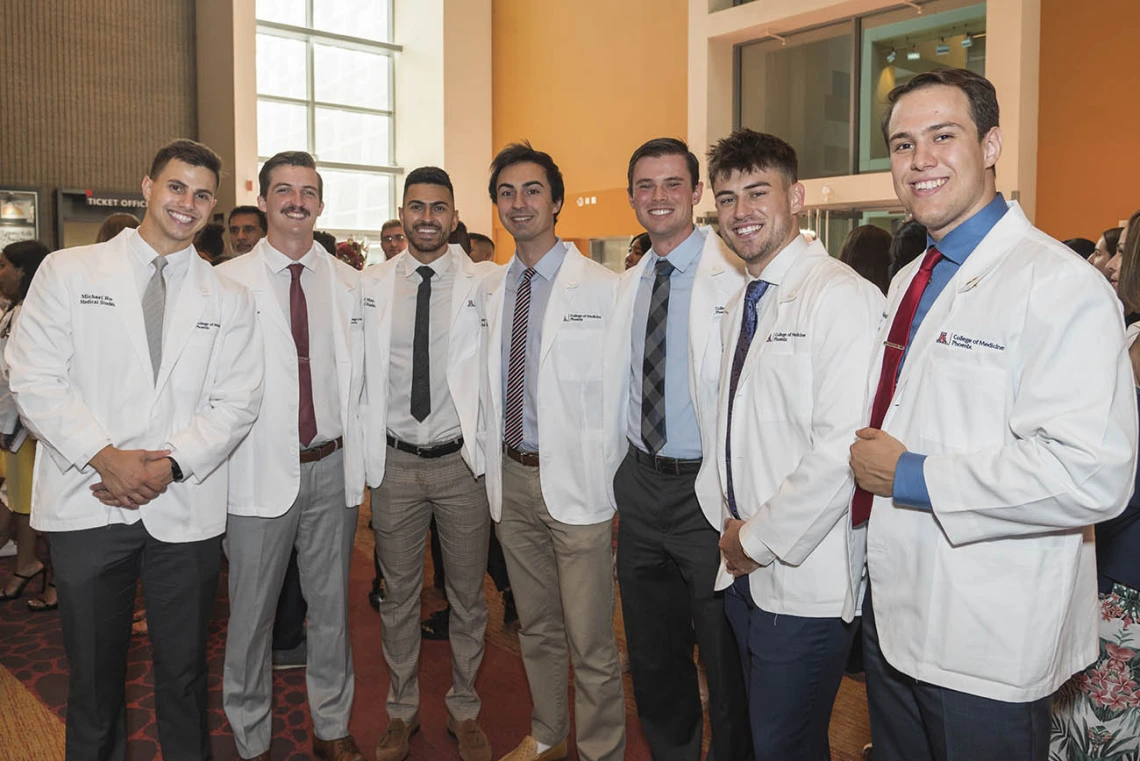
[167,457,185,483]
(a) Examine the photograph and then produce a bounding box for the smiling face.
[494,161,561,248]
[713,166,804,276]
[887,84,1002,242]
[258,164,324,239]
[628,154,702,254]
[139,159,218,254]
[400,183,457,260]
[380,225,406,259]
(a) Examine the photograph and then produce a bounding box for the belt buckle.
[653,453,676,476]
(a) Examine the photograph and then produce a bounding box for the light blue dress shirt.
[501,240,567,452]
[627,226,704,460]
[893,193,1009,508]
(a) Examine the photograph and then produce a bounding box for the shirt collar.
[928,192,1008,265]
[508,239,566,284]
[398,244,458,280]
[126,227,193,275]
[645,226,702,277]
[263,239,324,275]
[752,234,809,286]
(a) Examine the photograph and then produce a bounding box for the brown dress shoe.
[375,717,420,761]
[447,716,492,761]
[497,736,568,761]
[312,734,366,761]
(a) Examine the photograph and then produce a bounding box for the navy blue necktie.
[725,279,769,519]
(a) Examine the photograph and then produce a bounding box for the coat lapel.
[155,254,210,392]
[539,244,584,367]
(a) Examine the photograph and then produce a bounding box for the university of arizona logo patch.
[936,332,949,345]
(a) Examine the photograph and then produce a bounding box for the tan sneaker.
[375,717,419,761]
[447,715,492,761]
[496,736,568,761]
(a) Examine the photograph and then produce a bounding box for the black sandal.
[0,565,45,601]
[27,582,57,612]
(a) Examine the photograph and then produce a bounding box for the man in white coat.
[363,166,491,761]
[218,151,367,761]
[7,139,264,761]
[600,137,750,761]
[707,129,883,761]
[849,68,1138,761]
[480,142,625,761]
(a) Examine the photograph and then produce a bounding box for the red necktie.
[851,247,943,526]
[289,263,317,447]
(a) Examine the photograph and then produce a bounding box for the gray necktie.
[142,256,168,382]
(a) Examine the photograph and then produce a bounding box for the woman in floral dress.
[1050,212,1140,760]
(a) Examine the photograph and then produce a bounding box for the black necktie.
[411,265,434,422]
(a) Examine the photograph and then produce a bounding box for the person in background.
[1105,212,1140,295]
[450,220,473,255]
[470,232,496,264]
[624,232,650,271]
[887,219,927,280]
[228,205,268,256]
[0,240,53,610]
[1063,238,1096,259]
[314,230,337,255]
[1049,211,1140,760]
[94,212,140,244]
[838,225,893,295]
[194,223,228,265]
[849,68,1137,761]
[381,219,408,260]
[1093,225,1126,279]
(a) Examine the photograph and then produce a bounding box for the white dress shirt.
[386,247,463,445]
[263,243,342,445]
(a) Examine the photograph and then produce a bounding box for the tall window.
[256,0,399,243]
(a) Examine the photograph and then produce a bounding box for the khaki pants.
[496,456,626,761]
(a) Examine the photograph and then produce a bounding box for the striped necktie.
[504,268,536,449]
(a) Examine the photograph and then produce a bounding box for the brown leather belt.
[628,442,702,476]
[504,442,540,467]
[299,436,343,463]
[387,434,464,459]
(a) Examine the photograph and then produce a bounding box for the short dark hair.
[488,141,565,222]
[404,166,454,199]
[258,151,323,200]
[1063,238,1097,259]
[2,239,51,301]
[194,223,226,260]
[889,219,929,278]
[95,213,140,244]
[1106,226,1124,256]
[881,68,1000,148]
[626,137,700,194]
[839,225,893,296]
[149,139,222,188]
[313,230,337,255]
[469,232,494,249]
[449,220,471,254]
[706,128,799,188]
[228,205,267,233]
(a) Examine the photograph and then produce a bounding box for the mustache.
[282,206,310,216]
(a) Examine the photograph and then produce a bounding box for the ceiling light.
[907,48,921,61]
[961,33,974,48]
[936,39,950,55]
[887,48,896,63]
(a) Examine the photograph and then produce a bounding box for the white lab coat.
[7,232,264,542]
[601,226,746,529]
[865,202,1139,702]
[217,239,366,517]
[713,237,884,622]
[479,242,619,524]
[361,245,485,483]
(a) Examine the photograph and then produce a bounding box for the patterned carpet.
[0,507,872,760]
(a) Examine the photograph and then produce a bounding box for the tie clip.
[884,341,905,351]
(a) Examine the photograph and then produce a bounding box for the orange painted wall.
[489,0,689,259]
[1037,0,1140,240]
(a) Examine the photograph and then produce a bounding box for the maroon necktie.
[289,263,317,447]
[850,247,943,526]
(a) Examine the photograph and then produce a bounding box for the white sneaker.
[0,540,15,558]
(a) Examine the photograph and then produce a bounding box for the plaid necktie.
[641,258,675,454]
